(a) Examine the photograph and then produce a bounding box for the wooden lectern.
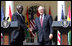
[52,21,71,45]
[1,21,19,45]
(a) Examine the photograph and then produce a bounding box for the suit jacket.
[11,12,28,42]
[32,14,53,43]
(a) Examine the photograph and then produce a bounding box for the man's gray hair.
[38,6,44,10]
[16,4,23,9]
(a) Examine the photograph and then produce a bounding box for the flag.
[1,7,4,44]
[1,6,4,21]
[30,19,35,31]
[5,1,14,22]
[25,7,30,27]
[49,6,51,15]
[25,7,31,42]
[37,8,40,17]
[57,1,65,21]
[67,6,71,21]
[29,18,36,37]
[8,5,12,21]
[60,5,65,45]
[60,6,64,21]
[68,31,71,45]
[49,6,53,22]
[5,1,14,45]
[67,6,71,45]
[29,7,37,42]
[29,19,35,42]
[57,1,65,45]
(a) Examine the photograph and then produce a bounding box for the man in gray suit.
[29,6,53,45]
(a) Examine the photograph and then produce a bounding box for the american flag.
[29,8,39,30]
[29,19,36,36]
[29,7,40,37]
[30,19,35,29]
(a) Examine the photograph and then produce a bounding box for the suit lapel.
[17,13,23,21]
[43,15,46,27]
[38,17,41,27]
[38,14,46,27]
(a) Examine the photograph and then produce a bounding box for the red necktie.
[40,16,43,27]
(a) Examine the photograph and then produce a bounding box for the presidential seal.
[1,20,9,28]
[61,19,69,28]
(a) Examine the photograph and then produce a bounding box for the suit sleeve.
[49,16,53,34]
[32,19,38,34]
[12,14,28,31]
[12,14,17,21]
[21,16,28,31]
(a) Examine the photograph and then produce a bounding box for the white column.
[57,1,65,21]
[5,1,14,20]
[5,1,14,45]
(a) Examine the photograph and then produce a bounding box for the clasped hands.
[28,28,33,32]
[28,28,53,40]
[28,28,35,36]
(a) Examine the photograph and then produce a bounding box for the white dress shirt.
[40,14,44,22]
[16,11,22,16]
[16,11,23,20]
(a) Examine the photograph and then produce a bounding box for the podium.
[1,20,19,45]
[52,21,71,45]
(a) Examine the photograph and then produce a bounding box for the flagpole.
[5,1,14,45]
[67,6,71,45]
[57,1,65,45]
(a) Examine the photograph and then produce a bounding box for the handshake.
[28,28,35,36]
[28,28,53,40]
[28,28,33,32]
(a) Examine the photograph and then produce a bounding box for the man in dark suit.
[29,6,53,45]
[11,5,29,45]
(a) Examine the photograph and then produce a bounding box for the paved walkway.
[23,40,56,45]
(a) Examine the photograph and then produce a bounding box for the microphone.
[7,17,9,20]
[3,17,9,20]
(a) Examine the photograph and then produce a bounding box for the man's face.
[17,6,23,14]
[38,9,44,15]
